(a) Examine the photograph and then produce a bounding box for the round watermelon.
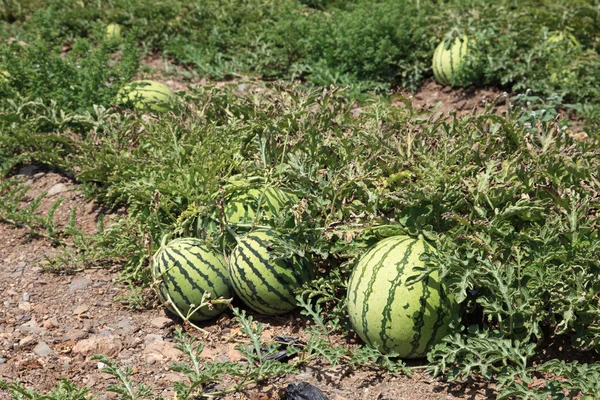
[116,80,175,112]
[106,23,122,41]
[346,235,457,358]
[228,229,314,315]
[225,187,298,226]
[0,70,9,84]
[432,35,469,87]
[200,186,297,238]
[152,237,232,321]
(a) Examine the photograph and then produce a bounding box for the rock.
[34,341,53,356]
[18,320,46,334]
[22,292,30,301]
[10,262,26,278]
[150,316,172,329]
[62,329,89,341]
[144,334,163,345]
[72,334,122,358]
[18,301,32,312]
[73,304,89,315]
[143,339,183,364]
[19,335,36,347]
[47,183,67,196]
[69,277,91,291]
[227,343,243,362]
[42,318,59,329]
[116,317,134,333]
[0,358,5,364]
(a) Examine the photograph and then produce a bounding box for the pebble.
[23,292,30,301]
[150,316,172,329]
[34,341,53,356]
[19,335,36,347]
[47,183,67,196]
[0,358,5,364]
[73,304,89,315]
[69,277,91,291]
[18,301,31,312]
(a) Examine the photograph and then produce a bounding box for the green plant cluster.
[1,0,600,398]
[3,0,600,106]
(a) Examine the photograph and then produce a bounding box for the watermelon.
[228,229,314,315]
[0,70,9,84]
[200,186,297,239]
[152,237,232,321]
[225,187,298,226]
[106,23,122,41]
[116,80,175,112]
[432,35,469,86]
[346,235,457,358]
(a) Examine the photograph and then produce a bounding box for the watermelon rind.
[152,237,232,321]
[228,229,314,315]
[346,235,457,359]
[432,35,469,87]
[116,80,175,112]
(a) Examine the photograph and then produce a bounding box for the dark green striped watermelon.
[432,35,469,86]
[346,235,457,358]
[228,229,314,315]
[152,237,232,321]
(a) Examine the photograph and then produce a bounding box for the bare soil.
[0,82,504,400]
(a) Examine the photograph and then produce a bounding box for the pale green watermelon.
[347,235,457,358]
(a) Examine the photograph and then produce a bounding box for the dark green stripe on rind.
[358,237,415,349]
[376,239,418,353]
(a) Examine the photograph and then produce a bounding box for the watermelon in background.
[432,35,469,87]
[346,235,457,359]
[116,80,175,112]
[152,237,233,321]
[229,229,314,316]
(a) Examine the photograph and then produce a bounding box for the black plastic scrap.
[284,382,329,400]
[261,336,303,362]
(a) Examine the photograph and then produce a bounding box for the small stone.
[47,183,67,196]
[0,358,5,364]
[18,320,46,334]
[3,301,9,308]
[23,292,30,301]
[73,304,89,315]
[19,335,36,347]
[150,316,172,329]
[144,334,163,345]
[33,172,46,180]
[116,317,134,333]
[62,329,89,341]
[34,341,53,356]
[72,334,122,358]
[143,339,183,363]
[69,277,91,291]
[98,361,106,370]
[18,301,31,312]
[42,318,59,329]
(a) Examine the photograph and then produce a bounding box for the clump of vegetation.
[1,0,600,398]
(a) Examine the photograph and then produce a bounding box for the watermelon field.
[1,0,600,398]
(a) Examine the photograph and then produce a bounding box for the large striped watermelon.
[229,229,314,315]
[432,35,469,87]
[346,235,457,358]
[152,237,232,321]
